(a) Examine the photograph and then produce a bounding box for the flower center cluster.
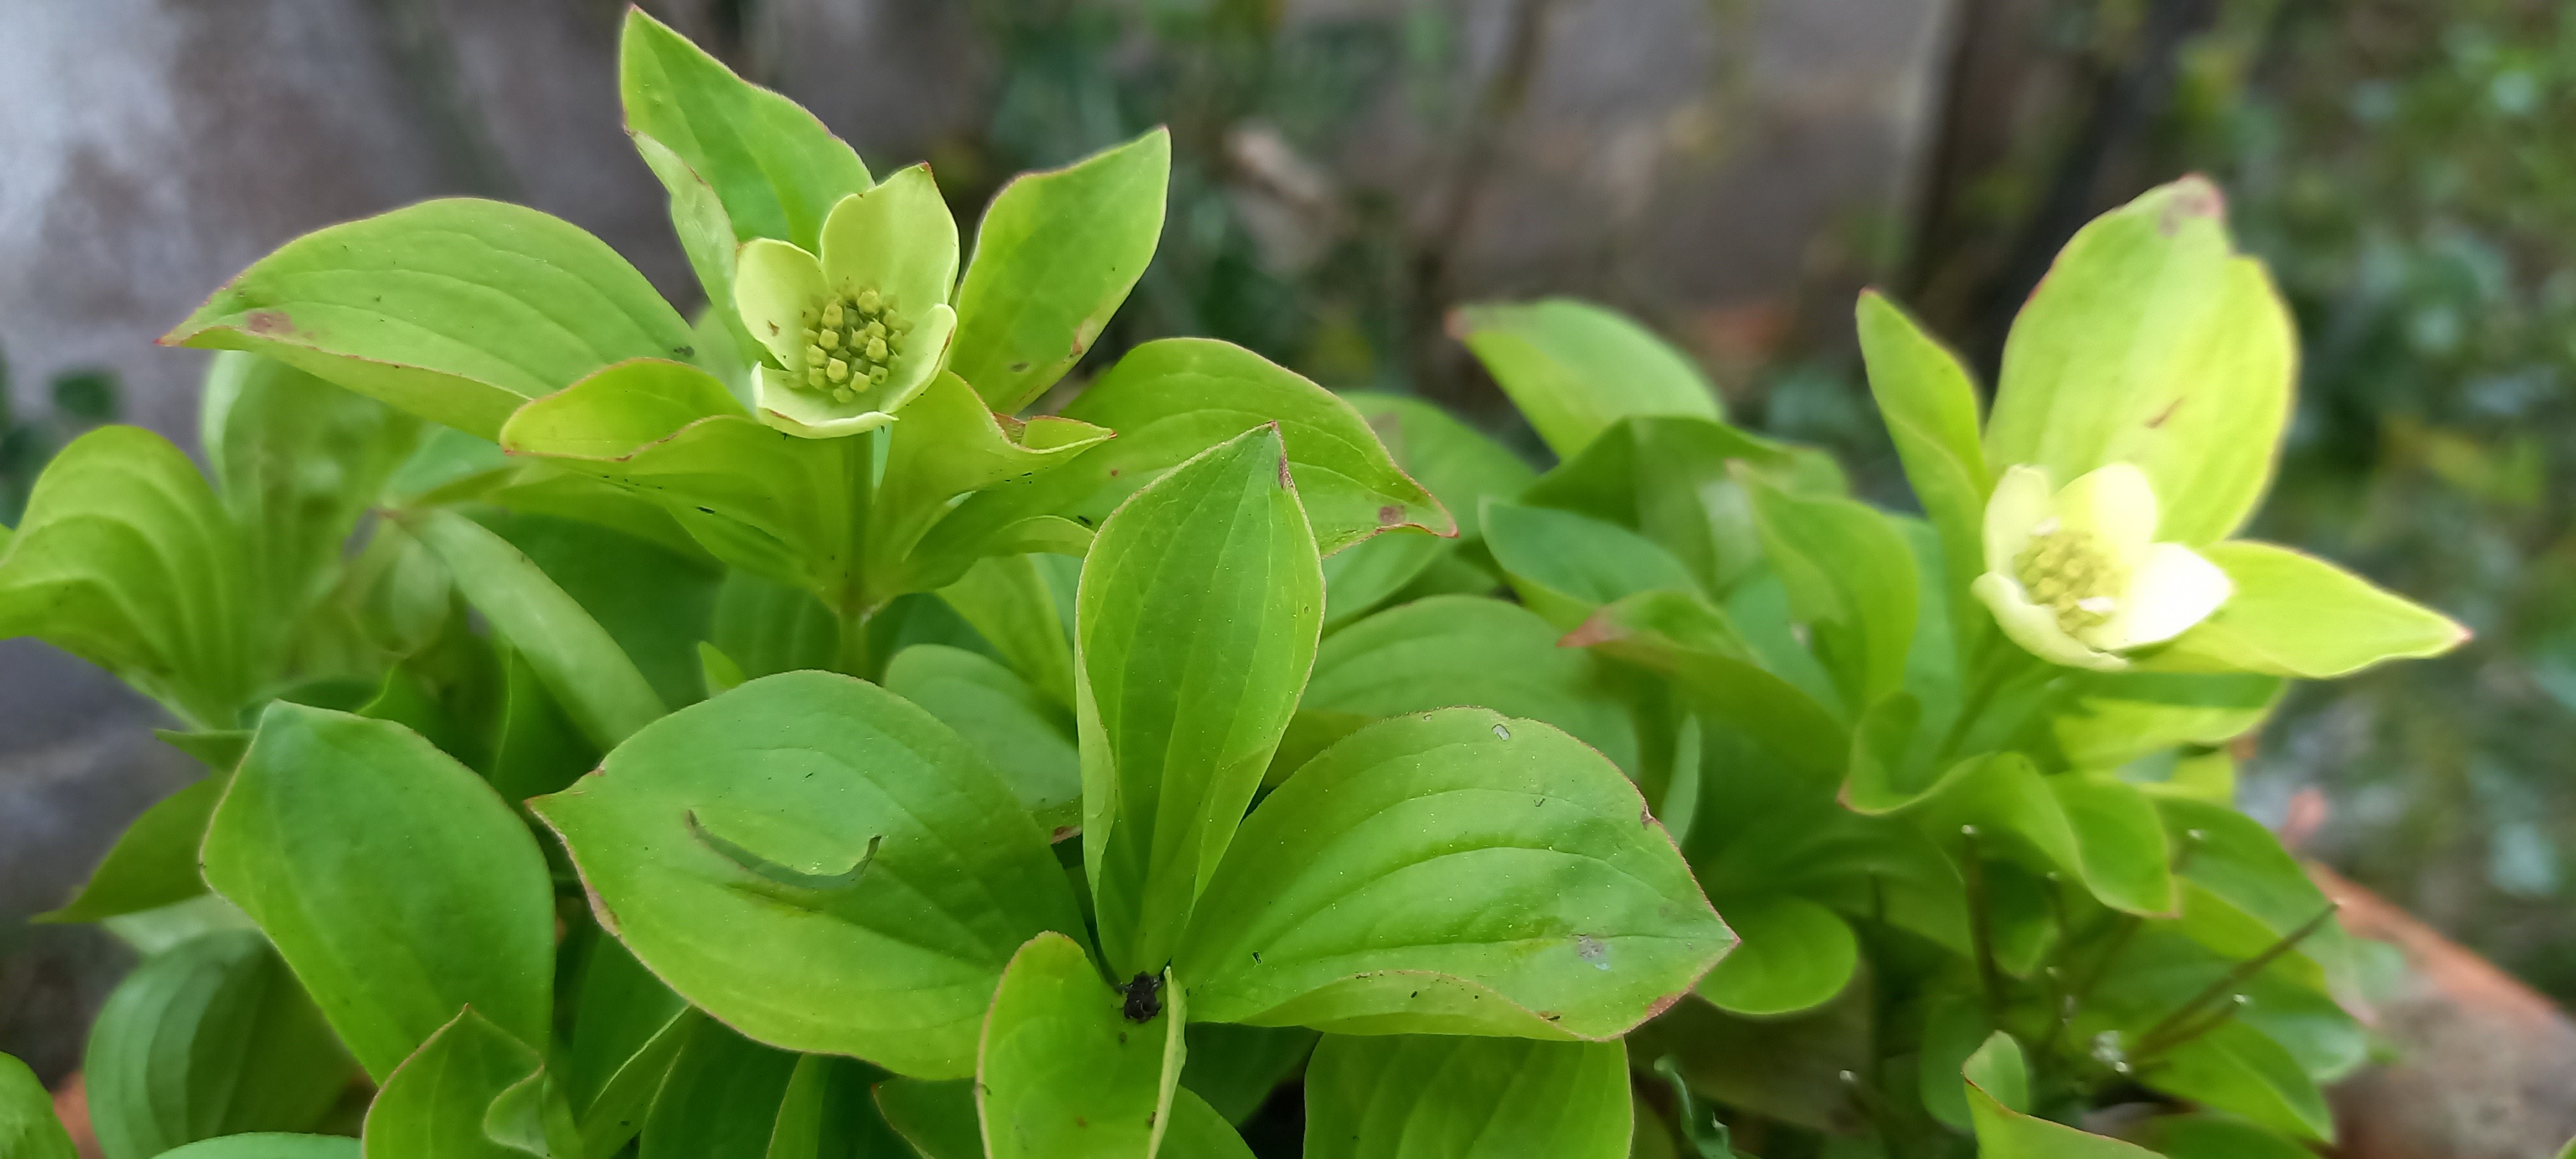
[797,289,913,403]
[2014,518,2120,635]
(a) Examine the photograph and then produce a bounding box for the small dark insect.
[1121,972,1164,1023]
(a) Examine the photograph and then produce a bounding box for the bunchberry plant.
[0,12,1712,1159]
[1414,177,2465,1156]
[0,12,2474,1159]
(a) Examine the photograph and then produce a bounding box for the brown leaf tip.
[2161,174,2226,234]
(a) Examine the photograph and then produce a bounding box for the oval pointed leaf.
[1482,500,1701,630]
[0,1053,74,1159]
[40,775,224,923]
[1856,291,1989,622]
[1336,393,1536,545]
[1693,894,1858,1017]
[532,672,1081,1079]
[159,1136,359,1159]
[201,703,555,1081]
[83,930,350,1157]
[938,339,1447,562]
[0,426,253,728]
[361,1008,549,1159]
[620,9,869,256]
[1736,467,1918,710]
[402,509,666,749]
[1302,1035,1631,1159]
[885,644,1082,832]
[1967,1080,2158,1158]
[1986,177,2293,545]
[952,128,1172,411]
[976,932,1184,1159]
[640,1021,801,1159]
[2149,541,2468,678]
[1175,708,1732,1039]
[1079,426,1323,977]
[1301,595,1638,777]
[1450,298,1720,459]
[164,200,695,440]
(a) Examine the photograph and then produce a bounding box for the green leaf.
[484,511,721,711]
[1693,894,1857,1017]
[1848,751,2174,918]
[2138,1116,2315,1159]
[885,644,1083,833]
[2155,798,2350,988]
[1161,1090,1258,1158]
[1179,1024,1316,1124]
[952,127,1172,411]
[2048,670,2282,770]
[938,553,1078,707]
[1521,415,1844,597]
[619,8,869,256]
[487,648,603,806]
[1302,1035,1631,1159]
[562,929,688,1142]
[867,371,1113,598]
[82,930,350,1158]
[0,426,252,728]
[1985,177,2293,546]
[635,131,755,367]
[165,200,696,440]
[937,339,1448,563]
[532,672,1081,1079]
[1079,426,1323,977]
[1965,1080,2158,1158]
[158,1136,359,1159]
[714,569,841,679]
[1916,994,1991,1129]
[1961,1032,2029,1114]
[1450,298,1721,459]
[2083,927,2366,1086]
[1,1058,76,1159]
[1626,982,1872,1134]
[202,703,556,1081]
[39,775,223,923]
[1482,500,1701,630]
[976,932,1184,1159]
[362,1008,554,1159]
[1736,467,1918,710]
[1320,531,1446,629]
[2136,1020,2331,1142]
[201,352,422,666]
[875,1079,981,1159]
[401,508,667,748]
[639,1021,800,1159]
[767,1054,914,1159]
[1302,595,1638,778]
[2148,541,2468,677]
[1176,708,1733,1039]
[1856,292,1990,637]
[1569,589,1844,781]
[1338,393,1537,545]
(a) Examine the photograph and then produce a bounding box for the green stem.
[833,606,874,681]
[1960,826,2009,1024]
[1937,633,2014,760]
[2133,903,2340,1056]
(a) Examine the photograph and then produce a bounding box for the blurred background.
[1,0,2570,1122]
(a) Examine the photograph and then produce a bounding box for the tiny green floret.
[795,289,916,403]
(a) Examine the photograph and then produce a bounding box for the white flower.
[1969,463,2233,672]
